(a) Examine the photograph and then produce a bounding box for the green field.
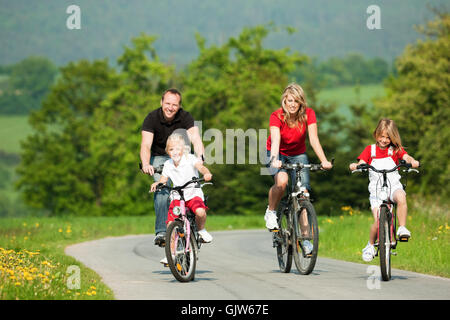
[0,115,33,154]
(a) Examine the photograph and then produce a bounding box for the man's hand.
[142,164,155,175]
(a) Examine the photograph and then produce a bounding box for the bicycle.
[351,160,419,281]
[272,161,328,275]
[154,177,212,282]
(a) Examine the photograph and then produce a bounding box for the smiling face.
[376,130,391,149]
[284,94,301,115]
[166,140,184,164]
[161,92,181,121]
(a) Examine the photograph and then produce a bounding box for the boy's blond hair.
[165,133,191,155]
[373,118,404,153]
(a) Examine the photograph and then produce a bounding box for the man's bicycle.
[351,160,419,281]
[273,162,327,275]
[154,177,212,282]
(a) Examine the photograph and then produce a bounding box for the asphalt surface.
[65,229,450,300]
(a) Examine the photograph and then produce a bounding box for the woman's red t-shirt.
[266,107,317,156]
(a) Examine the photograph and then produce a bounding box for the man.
[140,88,205,247]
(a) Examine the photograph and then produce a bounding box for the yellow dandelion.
[15,282,21,286]
[35,223,40,228]
[58,228,63,233]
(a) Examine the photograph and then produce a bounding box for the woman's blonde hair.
[279,83,308,129]
[165,133,191,155]
[373,118,404,153]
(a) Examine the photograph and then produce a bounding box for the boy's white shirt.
[162,154,204,201]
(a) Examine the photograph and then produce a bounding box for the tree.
[16,59,119,215]
[182,25,307,215]
[376,11,450,197]
[0,57,57,114]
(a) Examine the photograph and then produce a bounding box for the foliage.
[16,59,120,215]
[375,11,450,197]
[293,54,390,88]
[183,24,306,215]
[0,57,57,114]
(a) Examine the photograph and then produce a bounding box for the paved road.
[65,229,450,300]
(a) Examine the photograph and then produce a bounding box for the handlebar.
[278,158,334,172]
[155,177,210,193]
[352,160,419,174]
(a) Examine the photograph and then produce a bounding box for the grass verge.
[0,199,448,300]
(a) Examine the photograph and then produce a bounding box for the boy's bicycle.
[154,177,212,282]
[272,161,328,275]
[352,160,419,281]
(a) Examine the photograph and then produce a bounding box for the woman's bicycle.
[272,162,327,275]
[154,177,212,282]
[351,160,419,281]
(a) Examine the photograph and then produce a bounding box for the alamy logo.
[66,5,81,30]
[366,5,381,30]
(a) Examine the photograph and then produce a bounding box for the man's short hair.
[161,88,182,106]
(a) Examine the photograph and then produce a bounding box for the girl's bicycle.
[352,160,419,281]
[154,177,212,282]
[272,161,327,275]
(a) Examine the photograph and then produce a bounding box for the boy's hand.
[349,163,358,171]
[150,182,161,192]
[203,173,213,182]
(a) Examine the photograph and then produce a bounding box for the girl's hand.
[411,160,420,168]
[321,160,333,170]
[203,173,213,181]
[349,163,358,171]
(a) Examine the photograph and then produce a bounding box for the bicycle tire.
[165,220,198,282]
[378,206,392,281]
[292,200,319,275]
[275,202,292,273]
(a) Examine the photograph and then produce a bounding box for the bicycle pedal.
[399,236,409,242]
[163,263,169,267]
[269,228,280,233]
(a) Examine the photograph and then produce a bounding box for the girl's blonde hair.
[373,118,404,153]
[280,83,308,129]
[165,133,191,155]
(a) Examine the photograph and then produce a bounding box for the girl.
[151,133,213,264]
[349,119,419,262]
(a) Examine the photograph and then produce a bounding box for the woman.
[265,83,332,231]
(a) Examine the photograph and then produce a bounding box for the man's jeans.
[150,155,171,235]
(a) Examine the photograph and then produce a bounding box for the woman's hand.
[271,159,282,169]
[321,160,333,170]
[203,173,213,181]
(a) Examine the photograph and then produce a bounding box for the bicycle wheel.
[165,220,198,282]
[293,200,319,275]
[378,206,392,281]
[275,201,292,273]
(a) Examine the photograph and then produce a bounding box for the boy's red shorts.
[166,197,208,224]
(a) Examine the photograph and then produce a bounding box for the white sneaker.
[160,257,168,265]
[302,240,314,255]
[362,242,376,262]
[198,229,213,243]
[264,208,279,230]
[397,226,411,238]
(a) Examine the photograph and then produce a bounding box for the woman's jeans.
[150,155,171,235]
[266,151,311,191]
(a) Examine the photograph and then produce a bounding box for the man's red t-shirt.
[266,107,316,156]
[357,144,407,165]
